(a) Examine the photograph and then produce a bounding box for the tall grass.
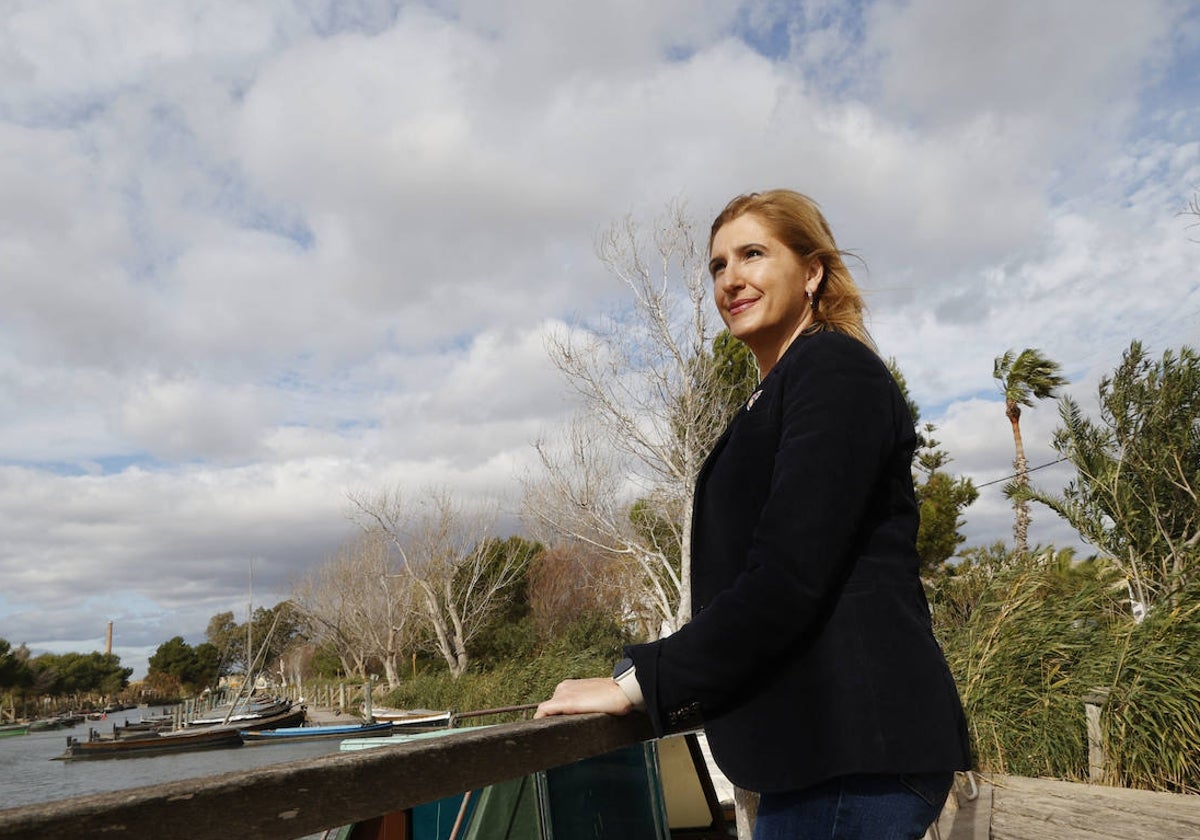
[1102,592,1200,792]
[934,558,1200,792]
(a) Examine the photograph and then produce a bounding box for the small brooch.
[746,389,762,411]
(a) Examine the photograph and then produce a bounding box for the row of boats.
[0,702,140,737]
[57,696,453,760]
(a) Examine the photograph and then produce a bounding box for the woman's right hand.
[533,677,633,719]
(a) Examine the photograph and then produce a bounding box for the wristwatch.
[612,657,645,710]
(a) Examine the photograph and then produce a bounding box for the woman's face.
[709,213,822,372]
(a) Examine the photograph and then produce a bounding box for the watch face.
[613,657,634,679]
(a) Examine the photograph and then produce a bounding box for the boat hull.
[185,696,294,727]
[235,706,307,731]
[58,728,244,760]
[241,721,394,744]
[183,701,306,731]
[368,708,452,730]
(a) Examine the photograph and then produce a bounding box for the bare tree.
[291,556,368,681]
[291,528,417,688]
[528,539,649,640]
[525,416,681,635]
[349,487,522,678]
[527,202,731,635]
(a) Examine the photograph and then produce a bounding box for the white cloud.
[0,0,1196,681]
[868,0,1176,133]
[119,377,277,462]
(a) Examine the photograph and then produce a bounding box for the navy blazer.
[626,330,971,793]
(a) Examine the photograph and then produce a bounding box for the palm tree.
[993,348,1068,556]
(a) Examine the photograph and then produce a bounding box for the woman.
[536,190,972,839]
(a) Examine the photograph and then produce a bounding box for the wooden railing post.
[1083,687,1110,783]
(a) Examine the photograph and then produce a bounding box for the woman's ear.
[805,260,824,296]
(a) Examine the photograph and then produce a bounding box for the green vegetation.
[0,639,32,692]
[934,549,1200,792]
[146,636,220,696]
[206,601,306,678]
[1016,341,1200,611]
[1102,587,1200,791]
[378,612,632,717]
[888,358,979,577]
[930,341,1199,793]
[0,639,131,702]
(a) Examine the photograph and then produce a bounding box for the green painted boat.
[330,728,730,840]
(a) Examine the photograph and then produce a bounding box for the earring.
[807,290,817,312]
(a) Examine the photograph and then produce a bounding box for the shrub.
[934,552,1200,792]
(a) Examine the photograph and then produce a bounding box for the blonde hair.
[710,190,874,350]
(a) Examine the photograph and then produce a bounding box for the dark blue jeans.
[753,772,953,839]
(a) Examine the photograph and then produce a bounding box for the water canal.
[0,708,346,810]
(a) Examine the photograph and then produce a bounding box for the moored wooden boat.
[57,725,244,760]
[234,704,307,731]
[240,721,394,744]
[368,708,452,730]
[27,714,82,732]
[118,717,168,733]
[184,695,294,727]
[0,722,28,737]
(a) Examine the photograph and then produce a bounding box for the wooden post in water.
[339,682,346,713]
[363,679,373,723]
[1083,687,1110,783]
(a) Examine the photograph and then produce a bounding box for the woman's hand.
[534,677,633,718]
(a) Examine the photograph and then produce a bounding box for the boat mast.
[247,559,253,690]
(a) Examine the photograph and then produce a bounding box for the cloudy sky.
[2,0,1198,680]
